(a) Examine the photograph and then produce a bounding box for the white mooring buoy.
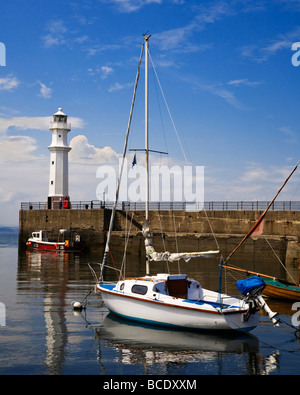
[72,301,83,311]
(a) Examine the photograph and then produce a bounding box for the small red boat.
[26,229,84,252]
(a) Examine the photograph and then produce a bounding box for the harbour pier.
[19,201,300,278]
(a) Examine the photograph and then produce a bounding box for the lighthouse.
[47,108,71,209]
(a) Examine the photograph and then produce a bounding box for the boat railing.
[20,200,300,211]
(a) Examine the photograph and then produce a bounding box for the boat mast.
[144,34,151,276]
[100,43,144,278]
[145,34,150,222]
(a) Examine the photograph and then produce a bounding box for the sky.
[1,0,300,225]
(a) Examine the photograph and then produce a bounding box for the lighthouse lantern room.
[47,108,72,209]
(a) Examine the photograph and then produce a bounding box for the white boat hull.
[98,279,259,332]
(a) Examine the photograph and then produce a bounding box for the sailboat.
[223,160,300,301]
[95,35,279,332]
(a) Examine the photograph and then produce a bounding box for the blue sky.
[1,0,300,225]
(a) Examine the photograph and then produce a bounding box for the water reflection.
[13,247,299,375]
[17,250,87,375]
[94,314,258,372]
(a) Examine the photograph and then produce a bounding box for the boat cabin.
[116,274,203,301]
[31,230,49,242]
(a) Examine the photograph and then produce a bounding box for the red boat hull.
[26,241,83,252]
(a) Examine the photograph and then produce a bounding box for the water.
[1,228,300,376]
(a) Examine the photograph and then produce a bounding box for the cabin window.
[131,284,148,295]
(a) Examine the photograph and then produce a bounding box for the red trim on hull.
[27,241,83,252]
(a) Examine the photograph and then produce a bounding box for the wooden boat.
[262,277,300,301]
[94,35,279,332]
[223,265,300,301]
[26,229,84,252]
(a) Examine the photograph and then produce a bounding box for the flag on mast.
[132,153,137,168]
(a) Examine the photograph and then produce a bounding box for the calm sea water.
[0,227,300,376]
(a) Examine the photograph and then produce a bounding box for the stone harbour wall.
[19,208,300,267]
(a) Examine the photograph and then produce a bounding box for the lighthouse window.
[52,161,54,165]
[59,135,61,138]
[51,181,53,185]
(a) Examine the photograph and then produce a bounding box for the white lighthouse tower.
[47,108,71,209]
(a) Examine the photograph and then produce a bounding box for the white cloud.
[101,66,114,79]
[0,188,15,203]
[0,115,84,134]
[204,161,300,202]
[152,2,233,52]
[0,116,51,134]
[42,20,90,49]
[74,35,89,44]
[69,134,120,164]
[108,0,162,12]
[0,106,20,117]
[240,26,300,62]
[0,155,49,225]
[240,163,270,183]
[186,77,244,109]
[0,136,38,162]
[0,76,20,91]
[279,126,298,144]
[108,82,133,92]
[227,79,262,87]
[42,20,67,48]
[103,0,187,13]
[88,66,114,79]
[38,82,52,99]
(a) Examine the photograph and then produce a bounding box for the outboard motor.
[236,276,279,326]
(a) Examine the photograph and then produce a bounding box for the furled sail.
[142,220,219,262]
[146,245,220,262]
